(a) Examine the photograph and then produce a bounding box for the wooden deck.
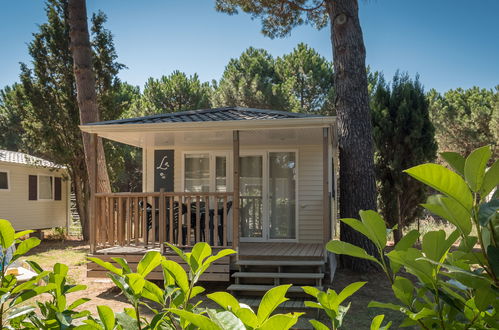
[239,242,324,260]
[88,242,325,283]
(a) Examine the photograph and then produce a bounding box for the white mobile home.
[0,150,70,231]
[81,107,338,292]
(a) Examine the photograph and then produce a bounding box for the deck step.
[236,260,324,267]
[227,284,322,293]
[232,272,324,279]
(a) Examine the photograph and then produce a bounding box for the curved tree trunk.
[326,0,379,272]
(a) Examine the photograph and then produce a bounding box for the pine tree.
[275,43,334,114]
[212,47,289,110]
[215,0,378,271]
[371,72,437,242]
[17,0,125,239]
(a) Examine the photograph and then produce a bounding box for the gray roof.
[86,107,324,126]
[0,150,62,168]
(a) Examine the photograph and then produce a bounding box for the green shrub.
[327,145,498,328]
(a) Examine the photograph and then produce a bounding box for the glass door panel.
[215,156,227,192]
[184,154,210,192]
[269,152,296,239]
[240,155,263,239]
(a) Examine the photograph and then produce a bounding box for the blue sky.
[1,0,498,92]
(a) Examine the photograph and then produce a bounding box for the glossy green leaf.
[394,230,419,251]
[13,230,34,240]
[339,218,373,243]
[125,273,145,295]
[207,291,241,311]
[464,145,491,192]
[481,159,499,197]
[441,152,465,176]
[422,230,459,263]
[359,210,387,248]
[234,307,258,328]
[207,310,245,330]
[370,314,392,330]
[111,257,131,274]
[65,284,87,294]
[387,249,435,285]
[190,242,212,270]
[391,276,414,306]
[137,251,162,277]
[97,305,115,330]
[162,259,189,294]
[423,195,472,235]
[309,319,330,330]
[257,284,291,323]
[334,281,366,309]
[478,198,499,226]
[368,301,404,312]
[404,163,473,209]
[258,313,303,330]
[487,245,499,275]
[326,240,381,265]
[67,298,90,310]
[13,237,40,258]
[87,257,123,275]
[196,248,236,279]
[0,219,15,249]
[169,309,220,330]
[302,286,321,298]
[141,280,164,305]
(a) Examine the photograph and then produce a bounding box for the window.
[0,171,8,190]
[38,175,53,200]
[183,152,229,193]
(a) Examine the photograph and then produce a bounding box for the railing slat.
[159,190,165,253]
[134,197,139,245]
[94,192,234,252]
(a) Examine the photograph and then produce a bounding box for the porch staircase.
[227,248,326,297]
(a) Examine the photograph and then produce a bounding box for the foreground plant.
[88,242,236,329]
[302,282,370,330]
[0,219,45,328]
[327,145,498,328]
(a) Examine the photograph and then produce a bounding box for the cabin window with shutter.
[0,171,9,190]
[28,175,37,200]
[54,177,62,201]
[38,175,54,200]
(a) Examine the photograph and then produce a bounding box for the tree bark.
[326,0,379,272]
[68,0,111,194]
[68,0,111,241]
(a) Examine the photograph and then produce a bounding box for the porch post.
[232,130,240,250]
[89,133,98,254]
[323,127,331,244]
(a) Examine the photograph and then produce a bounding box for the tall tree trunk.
[393,194,403,243]
[326,0,379,272]
[68,0,111,241]
[70,166,90,239]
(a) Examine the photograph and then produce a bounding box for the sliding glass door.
[240,155,264,239]
[269,152,296,239]
[240,151,297,241]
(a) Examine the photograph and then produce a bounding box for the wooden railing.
[93,191,234,252]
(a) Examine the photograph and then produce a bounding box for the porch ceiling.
[92,127,325,148]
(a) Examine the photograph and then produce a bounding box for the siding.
[297,145,324,243]
[0,163,69,230]
[144,144,327,244]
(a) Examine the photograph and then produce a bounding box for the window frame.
[37,174,54,201]
[0,170,10,191]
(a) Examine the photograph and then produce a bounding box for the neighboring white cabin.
[0,150,70,231]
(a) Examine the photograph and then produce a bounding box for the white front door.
[240,151,297,242]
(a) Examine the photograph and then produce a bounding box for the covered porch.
[81,107,337,283]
